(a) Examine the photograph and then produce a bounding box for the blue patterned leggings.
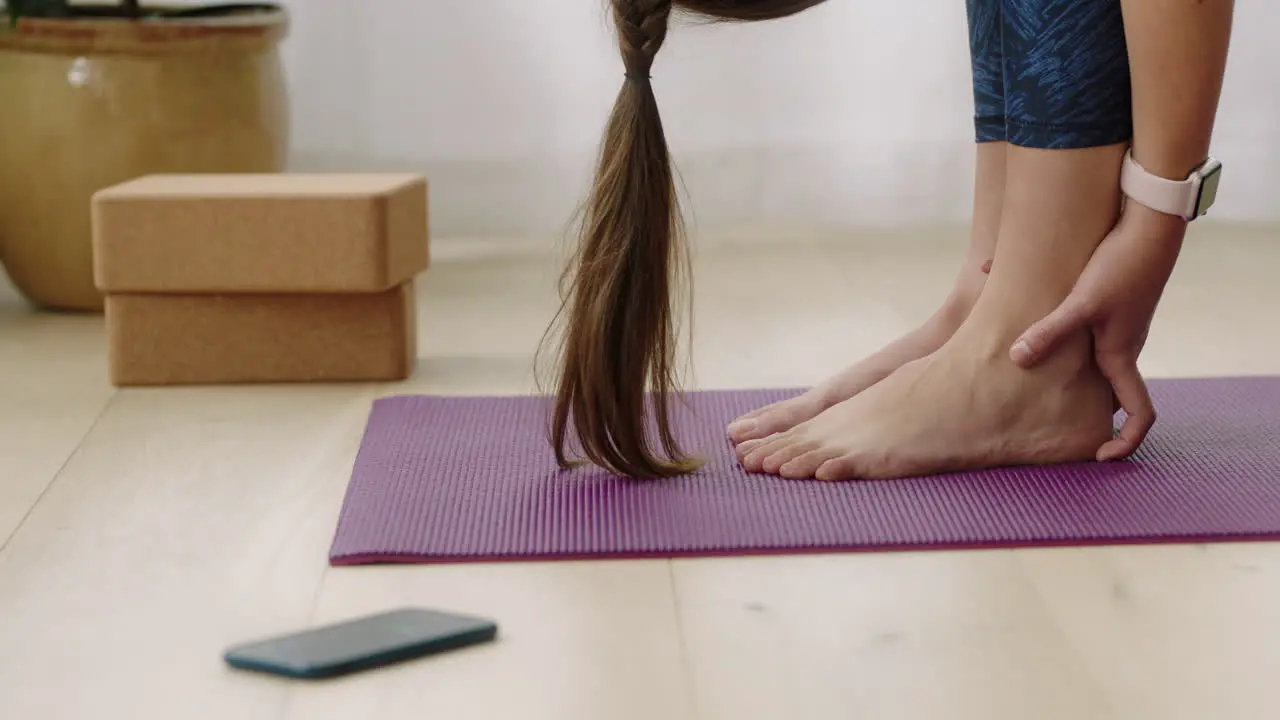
[967,0,1133,149]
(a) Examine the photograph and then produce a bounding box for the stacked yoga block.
[91,174,429,386]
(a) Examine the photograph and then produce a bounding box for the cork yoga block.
[91,173,429,294]
[92,173,430,386]
[105,282,417,386]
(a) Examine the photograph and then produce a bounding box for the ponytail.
[545,0,829,479]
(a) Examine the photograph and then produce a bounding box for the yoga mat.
[329,377,1280,565]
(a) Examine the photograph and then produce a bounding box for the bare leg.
[737,142,1125,480]
[726,141,1007,444]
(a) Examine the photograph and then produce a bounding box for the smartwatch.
[1120,149,1223,222]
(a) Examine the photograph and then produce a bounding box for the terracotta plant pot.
[0,3,290,311]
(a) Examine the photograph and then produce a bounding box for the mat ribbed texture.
[329,377,1280,565]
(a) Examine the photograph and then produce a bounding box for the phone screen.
[224,607,497,679]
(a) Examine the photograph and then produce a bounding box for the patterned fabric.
[966,0,1133,149]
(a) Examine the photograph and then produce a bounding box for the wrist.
[1121,199,1190,242]
[1130,143,1210,183]
[1120,147,1222,224]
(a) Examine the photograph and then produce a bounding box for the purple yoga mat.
[328,377,1280,565]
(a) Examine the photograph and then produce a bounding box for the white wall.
[274,0,1280,237]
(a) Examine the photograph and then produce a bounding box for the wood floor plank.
[3,224,1277,718]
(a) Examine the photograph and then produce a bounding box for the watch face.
[1195,158,1223,217]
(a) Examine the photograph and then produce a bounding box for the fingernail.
[728,420,755,436]
[1010,339,1033,364]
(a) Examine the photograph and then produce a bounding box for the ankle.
[957,299,1096,376]
[932,282,982,334]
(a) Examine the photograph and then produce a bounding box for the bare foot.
[735,324,1115,481]
[737,141,1133,481]
[726,280,983,446]
[728,141,1011,446]
[726,307,961,444]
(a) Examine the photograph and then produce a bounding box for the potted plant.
[0,1,290,311]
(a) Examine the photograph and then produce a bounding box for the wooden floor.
[2,224,1278,720]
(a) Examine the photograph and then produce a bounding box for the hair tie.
[625,73,652,82]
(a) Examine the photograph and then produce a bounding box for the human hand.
[991,204,1188,462]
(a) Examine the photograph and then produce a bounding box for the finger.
[1010,295,1094,368]
[1096,357,1156,462]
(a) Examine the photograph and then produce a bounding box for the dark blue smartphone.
[223,607,498,679]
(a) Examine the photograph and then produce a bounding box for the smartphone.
[224,607,498,679]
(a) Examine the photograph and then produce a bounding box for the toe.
[815,453,863,481]
[742,434,793,472]
[727,406,775,442]
[743,405,813,443]
[726,419,758,443]
[729,400,805,443]
[780,447,841,479]
[730,392,828,444]
[762,440,817,475]
[727,418,764,444]
[734,437,769,460]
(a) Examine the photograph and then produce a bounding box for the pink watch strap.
[1121,150,1198,220]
